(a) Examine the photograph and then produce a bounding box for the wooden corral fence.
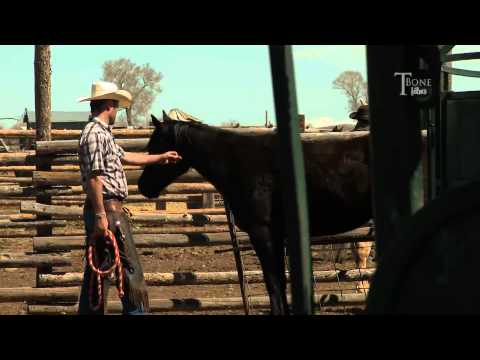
[0,127,376,315]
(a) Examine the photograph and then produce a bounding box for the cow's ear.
[151,114,162,128]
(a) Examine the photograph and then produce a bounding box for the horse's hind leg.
[249,226,289,315]
[351,241,373,293]
[352,220,375,292]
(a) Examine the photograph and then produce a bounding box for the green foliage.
[102,58,162,126]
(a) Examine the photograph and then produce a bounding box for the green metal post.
[366,45,427,261]
[269,45,313,315]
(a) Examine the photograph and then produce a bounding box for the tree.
[102,58,162,126]
[332,71,368,112]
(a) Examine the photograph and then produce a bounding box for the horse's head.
[138,111,193,198]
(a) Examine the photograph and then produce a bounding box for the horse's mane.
[176,120,275,140]
[180,122,278,156]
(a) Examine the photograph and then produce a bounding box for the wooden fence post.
[34,45,53,288]
[299,114,305,133]
[155,200,166,210]
[202,193,215,208]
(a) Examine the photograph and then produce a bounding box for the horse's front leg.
[249,225,289,315]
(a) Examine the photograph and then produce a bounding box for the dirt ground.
[0,202,374,315]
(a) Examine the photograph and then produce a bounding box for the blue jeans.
[77,202,150,315]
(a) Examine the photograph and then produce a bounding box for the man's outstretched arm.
[121,151,182,166]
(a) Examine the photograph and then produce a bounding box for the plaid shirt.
[78,118,128,200]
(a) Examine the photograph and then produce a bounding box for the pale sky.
[0,45,478,129]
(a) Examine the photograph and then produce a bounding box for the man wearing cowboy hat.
[77,81,182,315]
[350,100,370,131]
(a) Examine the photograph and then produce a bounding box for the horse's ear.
[163,110,175,123]
[151,114,162,128]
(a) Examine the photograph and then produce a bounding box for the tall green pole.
[366,45,425,261]
[269,45,313,315]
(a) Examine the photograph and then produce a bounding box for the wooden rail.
[31,228,373,252]
[24,293,367,312]
[0,253,71,268]
[38,268,375,287]
[0,127,277,139]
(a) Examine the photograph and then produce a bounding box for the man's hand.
[92,214,109,242]
[86,175,109,243]
[160,151,182,165]
[122,151,182,166]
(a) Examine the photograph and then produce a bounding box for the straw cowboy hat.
[167,108,202,123]
[77,81,132,108]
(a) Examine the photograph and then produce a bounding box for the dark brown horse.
[138,111,372,315]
